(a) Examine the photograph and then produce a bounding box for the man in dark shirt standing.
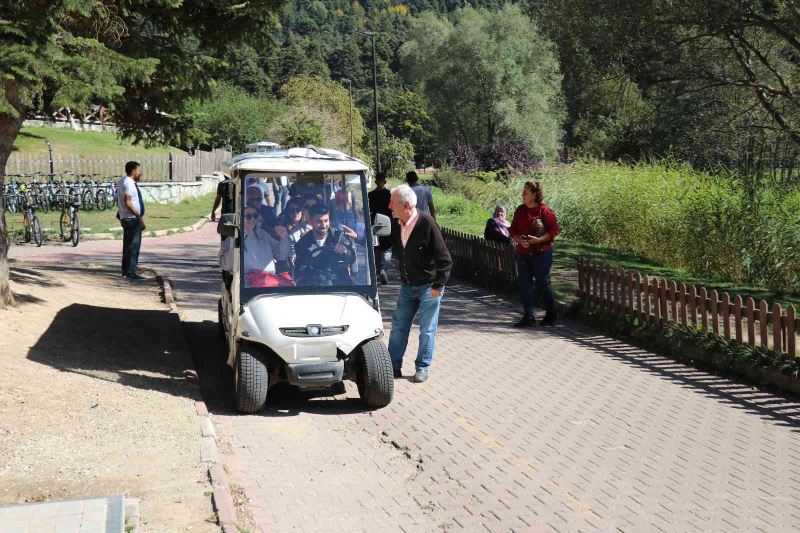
[211,173,234,236]
[368,172,394,284]
[387,184,452,383]
[406,170,436,219]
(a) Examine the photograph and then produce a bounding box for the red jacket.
[509,203,560,254]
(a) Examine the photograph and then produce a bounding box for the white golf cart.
[218,147,394,413]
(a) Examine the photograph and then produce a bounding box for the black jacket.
[393,212,452,289]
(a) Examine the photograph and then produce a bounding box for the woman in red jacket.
[509,181,561,327]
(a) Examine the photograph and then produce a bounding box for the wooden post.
[710,290,719,335]
[635,273,643,318]
[788,305,796,357]
[605,264,612,311]
[653,277,662,322]
[627,271,634,314]
[679,283,688,326]
[746,297,756,346]
[643,274,650,321]
[773,303,783,353]
[721,292,730,340]
[689,286,698,326]
[759,300,769,349]
[670,281,678,323]
[659,279,668,323]
[699,287,708,330]
[734,295,743,344]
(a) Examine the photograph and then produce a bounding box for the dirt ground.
[0,262,217,532]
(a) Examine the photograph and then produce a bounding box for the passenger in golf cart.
[294,203,357,286]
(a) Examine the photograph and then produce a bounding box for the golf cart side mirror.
[218,212,237,238]
[372,213,391,238]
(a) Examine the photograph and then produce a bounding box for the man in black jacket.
[387,184,452,383]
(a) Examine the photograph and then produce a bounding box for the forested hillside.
[201,0,800,183]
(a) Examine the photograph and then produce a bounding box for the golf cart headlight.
[279,325,349,337]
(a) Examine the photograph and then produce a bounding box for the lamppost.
[45,140,54,175]
[356,30,381,173]
[340,78,354,157]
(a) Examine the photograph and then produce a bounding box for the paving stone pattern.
[11,226,800,532]
[0,496,123,533]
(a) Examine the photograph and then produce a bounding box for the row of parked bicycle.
[2,171,118,214]
[2,172,90,247]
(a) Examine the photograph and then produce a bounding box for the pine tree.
[0,1,283,307]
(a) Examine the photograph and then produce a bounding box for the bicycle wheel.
[60,209,70,240]
[82,190,94,211]
[95,190,108,211]
[32,215,43,247]
[71,213,80,247]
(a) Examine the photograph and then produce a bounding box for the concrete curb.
[81,215,210,241]
[153,271,235,533]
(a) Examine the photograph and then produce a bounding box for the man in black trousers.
[117,161,146,280]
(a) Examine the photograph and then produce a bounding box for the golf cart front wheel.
[356,339,394,408]
[234,346,269,413]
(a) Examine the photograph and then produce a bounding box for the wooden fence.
[440,228,519,291]
[577,259,798,357]
[4,148,231,182]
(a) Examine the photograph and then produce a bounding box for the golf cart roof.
[224,146,370,174]
[246,141,281,151]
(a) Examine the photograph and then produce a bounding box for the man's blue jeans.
[388,283,443,371]
[516,249,555,316]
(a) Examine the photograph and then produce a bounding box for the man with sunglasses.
[294,204,356,286]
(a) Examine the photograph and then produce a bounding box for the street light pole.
[45,140,53,175]
[357,30,381,173]
[341,78,354,156]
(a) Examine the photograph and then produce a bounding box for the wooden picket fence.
[440,228,519,292]
[577,259,799,357]
[4,148,231,182]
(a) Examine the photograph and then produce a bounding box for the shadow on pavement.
[27,303,197,398]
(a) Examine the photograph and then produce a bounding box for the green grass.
[7,192,215,238]
[11,126,184,158]
[423,181,800,308]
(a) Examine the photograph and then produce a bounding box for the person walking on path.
[509,181,560,327]
[210,172,234,224]
[406,170,436,219]
[118,161,146,280]
[368,172,395,284]
[387,184,452,383]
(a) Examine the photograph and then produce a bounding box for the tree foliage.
[0,0,283,307]
[401,5,565,159]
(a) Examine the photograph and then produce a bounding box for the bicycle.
[59,199,81,247]
[22,197,43,247]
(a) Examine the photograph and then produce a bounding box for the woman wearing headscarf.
[484,205,511,243]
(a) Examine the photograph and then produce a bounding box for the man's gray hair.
[391,183,417,208]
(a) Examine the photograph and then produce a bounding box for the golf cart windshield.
[238,171,376,300]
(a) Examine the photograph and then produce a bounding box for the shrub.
[447,141,480,172]
[478,138,535,174]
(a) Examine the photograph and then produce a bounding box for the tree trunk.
[0,80,26,308]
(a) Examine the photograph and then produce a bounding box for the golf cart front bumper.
[285,360,344,389]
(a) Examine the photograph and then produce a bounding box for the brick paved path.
[11,228,800,532]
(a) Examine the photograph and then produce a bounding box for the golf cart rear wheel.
[234,346,269,413]
[356,339,394,408]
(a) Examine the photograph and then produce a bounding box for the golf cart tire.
[235,346,269,413]
[357,339,394,408]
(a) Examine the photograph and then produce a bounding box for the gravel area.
[0,263,217,532]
